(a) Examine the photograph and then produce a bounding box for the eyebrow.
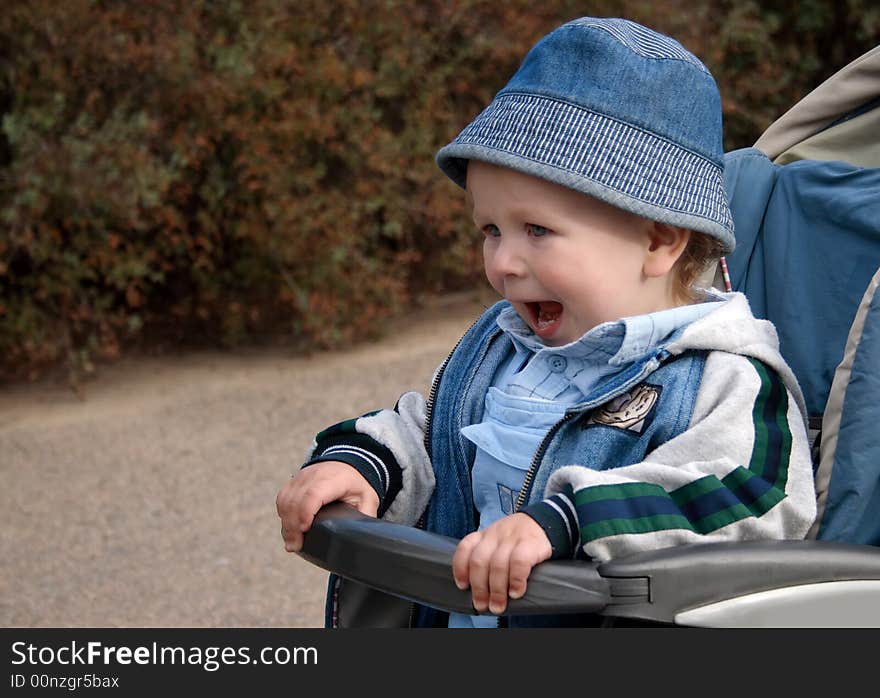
[471,203,541,225]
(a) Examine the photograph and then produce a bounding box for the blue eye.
[482,224,501,238]
[527,224,550,237]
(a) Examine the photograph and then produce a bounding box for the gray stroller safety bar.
[299,503,880,626]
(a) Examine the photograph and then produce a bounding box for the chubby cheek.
[482,246,504,297]
[561,269,638,327]
[551,265,614,329]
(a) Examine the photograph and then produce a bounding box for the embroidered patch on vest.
[583,383,661,434]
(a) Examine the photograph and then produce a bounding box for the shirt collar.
[613,298,725,363]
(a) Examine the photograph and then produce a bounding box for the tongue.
[536,301,563,328]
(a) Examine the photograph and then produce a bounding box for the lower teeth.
[533,301,562,331]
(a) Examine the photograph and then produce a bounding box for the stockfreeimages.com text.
[11,641,317,672]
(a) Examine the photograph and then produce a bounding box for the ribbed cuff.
[519,486,579,559]
[303,433,402,517]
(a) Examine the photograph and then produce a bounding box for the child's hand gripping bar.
[297,502,612,616]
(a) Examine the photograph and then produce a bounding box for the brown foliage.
[0,0,875,381]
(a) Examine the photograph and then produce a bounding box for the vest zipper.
[422,312,486,450]
[499,409,579,628]
[513,411,580,512]
[408,311,488,627]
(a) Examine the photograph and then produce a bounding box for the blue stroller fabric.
[723,148,880,544]
[817,269,880,544]
[723,148,880,417]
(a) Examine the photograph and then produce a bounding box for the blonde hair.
[672,230,726,304]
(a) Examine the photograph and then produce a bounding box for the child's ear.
[643,223,690,278]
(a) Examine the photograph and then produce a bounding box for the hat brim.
[437,93,735,253]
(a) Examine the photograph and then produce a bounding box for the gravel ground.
[0,293,488,627]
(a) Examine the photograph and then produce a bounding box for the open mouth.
[525,301,564,338]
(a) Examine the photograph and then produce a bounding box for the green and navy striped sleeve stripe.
[575,359,793,544]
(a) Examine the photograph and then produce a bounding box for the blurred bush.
[1,0,876,381]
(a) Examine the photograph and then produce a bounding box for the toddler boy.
[277,17,816,628]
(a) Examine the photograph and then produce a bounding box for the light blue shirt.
[448,299,723,628]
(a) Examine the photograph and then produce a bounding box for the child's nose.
[488,237,528,278]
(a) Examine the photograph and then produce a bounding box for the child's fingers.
[456,533,493,612]
[468,549,491,613]
[290,492,321,546]
[506,544,538,600]
[278,462,380,555]
[277,474,337,551]
[451,515,555,615]
[487,543,517,614]
[276,480,306,551]
[452,531,481,590]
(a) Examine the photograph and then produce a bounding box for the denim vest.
[414,300,706,628]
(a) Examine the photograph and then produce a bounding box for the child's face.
[467,161,664,346]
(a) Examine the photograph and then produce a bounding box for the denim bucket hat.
[436,17,735,252]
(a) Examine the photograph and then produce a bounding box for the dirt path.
[0,293,489,627]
